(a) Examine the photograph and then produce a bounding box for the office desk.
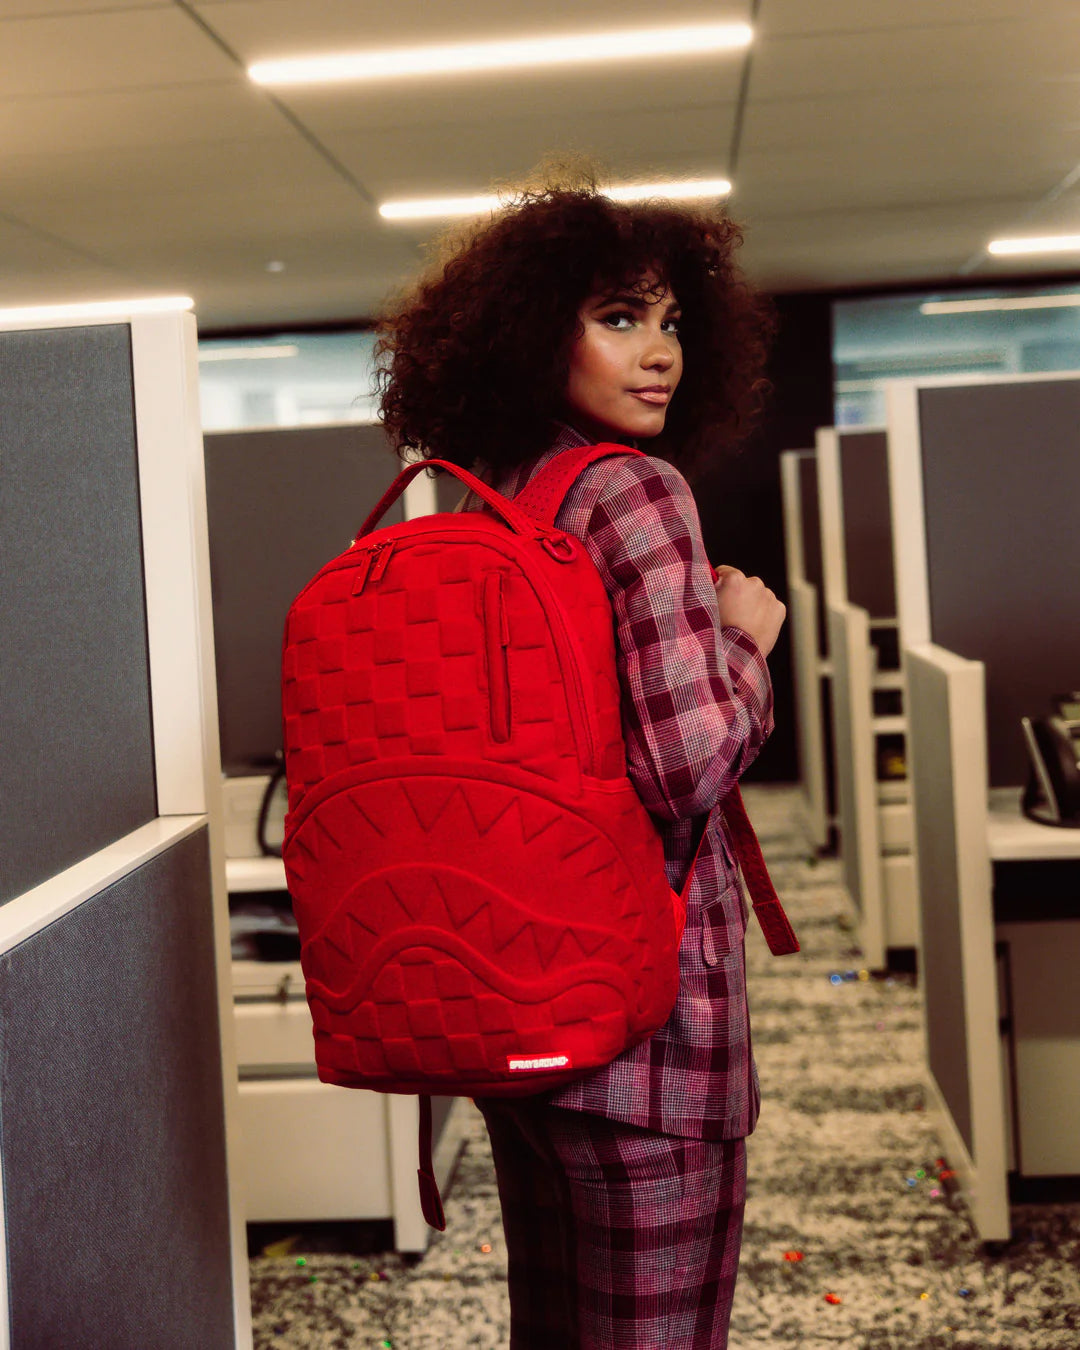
[981,790,1080,1182]
[988,787,1080,863]
[225,854,466,1252]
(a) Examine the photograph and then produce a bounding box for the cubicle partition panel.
[888,371,1080,1240]
[780,450,830,850]
[827,602,887,968]
[905,645,1008,1241]
[0,315,249,1347]
[817,426,915,969]
[817,425,897,627]
[203,423,404,777]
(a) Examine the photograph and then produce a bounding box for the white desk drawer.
[878,802,912,852]
[234,1000,316,1070]
[882,853,918,948]
[237,1079,392,1222]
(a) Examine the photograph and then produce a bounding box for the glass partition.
[197,330,378,432]
[833,286,1080,426]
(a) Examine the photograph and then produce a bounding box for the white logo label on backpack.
[507,1054,572,1073]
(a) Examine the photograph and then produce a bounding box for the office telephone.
[1021,691,1080,827]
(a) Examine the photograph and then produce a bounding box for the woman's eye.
[602,311,635,329]
[662,318,681,335]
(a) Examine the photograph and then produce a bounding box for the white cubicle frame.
[780,449,830,850]
[886,369,1080,1242]
[816,425,916,970]
[0,311,252,1349]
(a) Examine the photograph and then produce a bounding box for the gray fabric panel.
[0,826,235,1350]
[204,423,403,774]
[918,381,1080,786]
[840,431,896,618]
[907,655,973,1156]
[0,324,157,906]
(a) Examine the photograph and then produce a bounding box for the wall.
[697,293,836,783]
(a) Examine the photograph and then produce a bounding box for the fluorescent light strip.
[198,344,300,363]
[380,178,732,221]
[988,235,1080,256]
[248,23,752,86]
[921,294,1080,315]
[0,296,194,323]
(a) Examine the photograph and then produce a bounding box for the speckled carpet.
[247,786,1080,1350]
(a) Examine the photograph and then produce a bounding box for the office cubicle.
[887,372,1080,1242]
[0,313,250,1345]
[780,449,833,850]
[817,427,916,971]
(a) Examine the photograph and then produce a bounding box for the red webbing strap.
[417,1094,446,1231]
[724,785,800,956]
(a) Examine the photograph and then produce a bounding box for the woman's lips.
[629,389,670,404]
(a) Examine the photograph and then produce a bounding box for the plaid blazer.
[460,425,774,1140]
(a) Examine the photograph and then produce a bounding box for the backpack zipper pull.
[370,539,396,583]
[352,540,395,597]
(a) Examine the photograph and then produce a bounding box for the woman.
[375,168,785,1349]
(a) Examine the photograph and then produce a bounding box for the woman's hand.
[713,565,786,658]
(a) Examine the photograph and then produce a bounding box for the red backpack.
[281,444,797,1229]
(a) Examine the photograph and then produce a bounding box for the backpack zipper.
[483,572,512,743]
[352,540,395,596]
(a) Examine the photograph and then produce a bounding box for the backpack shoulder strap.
[514,443,645,528]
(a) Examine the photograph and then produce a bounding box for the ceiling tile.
[0,1,170,14]
[322,103,737,199]
[0,83,283,157]
[0,7,236,97]
[756,0,1078,38]
[192,0,754,56]
[0,135,366,217]
[272,57,744,137]
[750,15,1080,102]
[733,135,1080,217]
[0,216,136,306]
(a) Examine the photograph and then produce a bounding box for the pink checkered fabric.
[460,425,774,1139]
[479,1096,746,1349]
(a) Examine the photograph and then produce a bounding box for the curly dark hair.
[374,165,774,487]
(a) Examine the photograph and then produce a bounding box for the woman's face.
[563,271,683,442]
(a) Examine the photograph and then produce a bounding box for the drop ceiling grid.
[0,0,1078,322]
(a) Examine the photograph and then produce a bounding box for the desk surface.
[226,856,288,892]
[988,788,1080,860]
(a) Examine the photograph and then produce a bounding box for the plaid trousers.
[478,1097,746,1349]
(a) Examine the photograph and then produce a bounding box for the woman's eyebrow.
[593,292,682,312]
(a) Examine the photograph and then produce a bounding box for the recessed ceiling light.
[198,344,299,363]
[248,23,752,86]
[987,235,1080,256]
[380,177,733,221]
[921,294,1080,314]
[0,296,194,322]
[266,260,287,273]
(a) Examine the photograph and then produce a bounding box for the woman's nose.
[641,342,675,370]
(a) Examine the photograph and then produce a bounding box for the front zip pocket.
[483,571,512,742]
